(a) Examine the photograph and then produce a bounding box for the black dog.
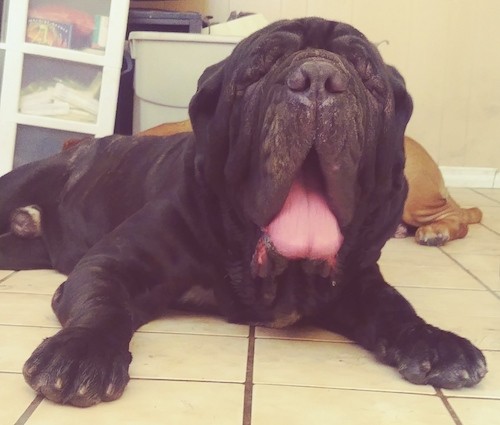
[0,18,486,407]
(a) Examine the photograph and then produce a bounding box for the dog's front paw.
[377,324,487,389]
[415,224,451,246]
[23,327,132,407]
[393,223,409,239]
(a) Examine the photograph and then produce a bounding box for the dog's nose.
[287,61,348,95]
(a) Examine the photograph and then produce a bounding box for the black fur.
[0,18,486,407]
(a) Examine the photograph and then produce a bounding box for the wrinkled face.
[191,18,412,277]
[235,47,381,228]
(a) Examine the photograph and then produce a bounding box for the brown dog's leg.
[402,137,482,246]
[414,214,468,246]
[412,194,483,246]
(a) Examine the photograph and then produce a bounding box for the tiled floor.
[0,188,499,425]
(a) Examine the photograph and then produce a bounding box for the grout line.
[242,326,255,425]
[471,188,500,205]
[0,270,17,283]
[438,249,500,300]
[250,382,440,397]
[0,323,60,330]
[435,389,464,425]
[13,395,44,425]
[479,222,500,237]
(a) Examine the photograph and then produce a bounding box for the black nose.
[287,60,348,95]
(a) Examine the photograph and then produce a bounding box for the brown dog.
[140,124,482,247]
[398,136,482,246]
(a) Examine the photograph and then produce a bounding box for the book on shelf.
[26,18,72,48]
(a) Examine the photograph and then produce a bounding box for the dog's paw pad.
[23,328,131,406]
[415,225,450,246]
[10,205,42,238]
[393,223,409,238]
[388,324,487,389]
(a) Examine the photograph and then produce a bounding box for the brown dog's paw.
[393,223,409,239]
[415,220,469,246]
[415,224,451,246]
[23,328,132,407]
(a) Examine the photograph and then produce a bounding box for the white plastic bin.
[129,32,242,133]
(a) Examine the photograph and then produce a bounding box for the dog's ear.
[364,65,413,266]
[189,59,232,190]
[386,65,413,142]
[347,63,413,268]
[189,61,226,124]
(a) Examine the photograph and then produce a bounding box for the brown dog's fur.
[139,123,482,247]
[138,120,193,137]
[400,136,482,245]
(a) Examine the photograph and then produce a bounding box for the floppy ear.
[189,59,232,190]
[351,64,413,267]
[189,61,226,125]
[386,65,413,142]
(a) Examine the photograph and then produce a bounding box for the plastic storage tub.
[129,32,242,133]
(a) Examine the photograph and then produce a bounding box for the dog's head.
[189,18,412,275]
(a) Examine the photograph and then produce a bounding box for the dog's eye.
[328,37,387,102]
[234,31,303,91]
[363,73,386,103]
[349,53,387,103]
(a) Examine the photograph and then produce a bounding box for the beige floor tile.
[448,398,500,425]
[443,350,500,399]
[380,238,457,267]
[0,293,59,327]
[25,380,244,425]
[380,262,484,290]
[253,339,435,394]
[138,310,249,337]
[0,270,15,280]
[398,287,500,350]
[480,206,500,233]
[256,324,351,342]
[0,269,65,295]
[440,225,500,255]
[473,188,500,204]
[448,253,500,291]
[399,287,500,318]
[449,188,500,207]
[0,325,59,373]
[0,373,38,425]
[252,385,454,425]
[130,332,248,383]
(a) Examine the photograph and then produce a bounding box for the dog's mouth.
[251,152,343,279]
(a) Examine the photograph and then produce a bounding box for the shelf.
[15,112,98,135]
[0,0,129,173]
[22,42,107,66]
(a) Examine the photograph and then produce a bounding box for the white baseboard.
[439,166,499,188]
[494,171,500,188]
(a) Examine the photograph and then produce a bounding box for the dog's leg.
[414,214,468,246]
[316,264,487,389]
[22,199,216,406]
[0,232,51,269]
[0,159,67,236]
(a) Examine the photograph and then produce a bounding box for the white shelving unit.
[0,0,130,175]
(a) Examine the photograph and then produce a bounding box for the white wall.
[206,0,500,170]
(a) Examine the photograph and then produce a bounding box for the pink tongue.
[264,174,343,259]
